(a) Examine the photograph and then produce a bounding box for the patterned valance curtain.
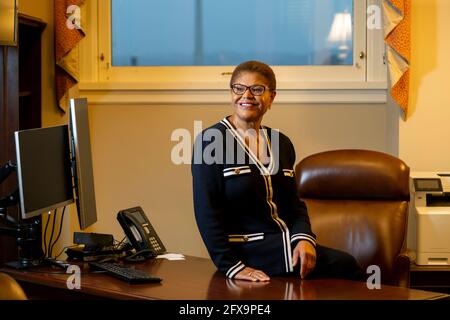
[55,0,85,113]
[383,0,411,119]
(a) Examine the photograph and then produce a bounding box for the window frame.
[79,0,387,104]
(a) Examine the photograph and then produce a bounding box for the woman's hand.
[235,267,270,282]
[292,240,316,279]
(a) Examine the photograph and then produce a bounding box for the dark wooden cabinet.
[18,15,46,131]
[0,14,46,266]
[0,42,19,266]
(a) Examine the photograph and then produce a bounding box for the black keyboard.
[89,262,162,284]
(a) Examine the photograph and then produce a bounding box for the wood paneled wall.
[0,45,19,265]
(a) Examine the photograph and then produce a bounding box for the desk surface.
[2,255,448,300]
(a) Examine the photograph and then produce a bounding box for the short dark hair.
[230,60,276,90]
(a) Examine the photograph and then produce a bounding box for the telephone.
[117,206,166,260]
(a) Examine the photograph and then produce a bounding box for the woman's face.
[230,71,276,125]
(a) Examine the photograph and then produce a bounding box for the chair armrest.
[394,250,413,287]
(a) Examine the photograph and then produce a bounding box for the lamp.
[327,12,352,60]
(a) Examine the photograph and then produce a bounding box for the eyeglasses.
[230,84,270,96]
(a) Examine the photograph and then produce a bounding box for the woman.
[192,60,364,282]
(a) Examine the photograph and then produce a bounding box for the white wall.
[398,0,450,172]
[85,102,388,258]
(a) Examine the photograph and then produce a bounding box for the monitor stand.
[1,175,44,270]
[4,258,43,270]
[5,257,70,270]
[0,216,45,270]
[3,237,46,270]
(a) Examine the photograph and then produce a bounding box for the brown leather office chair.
[0,272,28,300]
[295,149,411,287]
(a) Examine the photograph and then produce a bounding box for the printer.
[408,172,450,265]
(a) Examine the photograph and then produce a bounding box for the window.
[79,0,387,103]
[111,0,353,67]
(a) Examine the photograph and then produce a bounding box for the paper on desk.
[156,253,185,260]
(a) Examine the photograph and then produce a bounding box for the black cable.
[49,206,66,258]
[42,211,51,258]
[124,249,155,262]
[115,236,127,250]
[55,245,78,260]
[47,209,58,258]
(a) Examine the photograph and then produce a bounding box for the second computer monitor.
[69,98,98,230]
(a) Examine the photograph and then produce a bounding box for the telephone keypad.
[150,236,162,251]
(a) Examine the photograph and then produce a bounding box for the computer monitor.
[15,125,74,219]
[69,97,98,230]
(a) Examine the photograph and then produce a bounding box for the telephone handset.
[117,206,166,259]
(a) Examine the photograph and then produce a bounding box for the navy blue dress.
[192,117,317,278]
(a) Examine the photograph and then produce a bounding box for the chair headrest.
[295,149,410,200]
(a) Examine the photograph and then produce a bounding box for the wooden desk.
[1,256,448,300]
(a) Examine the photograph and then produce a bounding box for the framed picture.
[0,0,18,46]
